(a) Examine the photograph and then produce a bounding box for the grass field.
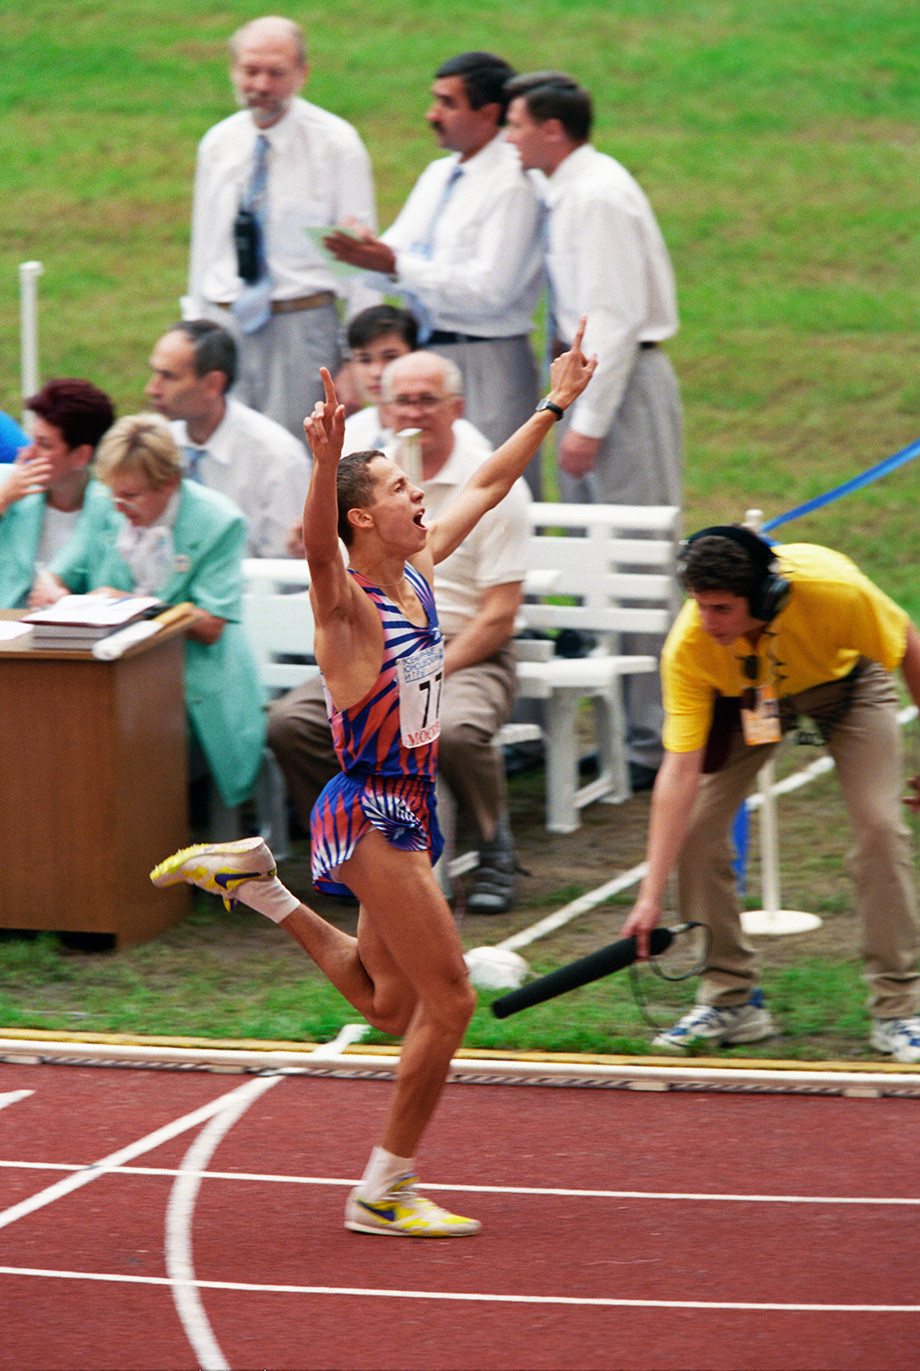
[1,1,920,1057]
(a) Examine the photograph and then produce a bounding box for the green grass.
[0,876,885,1064]
[2,0,920,1059]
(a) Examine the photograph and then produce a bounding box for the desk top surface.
[0,606,196,661]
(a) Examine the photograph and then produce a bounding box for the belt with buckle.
[215,290,336,313]
[272,291,336,314]
[427,329,501,345]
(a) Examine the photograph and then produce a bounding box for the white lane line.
[0,1090,33,1112]
[165,1073,281,1371]
[1,1158,917,1206]
[0,1076,284,1232]
[0,1265,918,1313]
[499,863,648,953]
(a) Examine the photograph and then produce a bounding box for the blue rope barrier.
[762,433,920,532]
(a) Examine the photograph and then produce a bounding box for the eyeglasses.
[387,393,454,411]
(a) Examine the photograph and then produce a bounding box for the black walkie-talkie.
[233,207,262,283]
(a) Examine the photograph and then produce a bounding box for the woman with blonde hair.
[47,413,265,808]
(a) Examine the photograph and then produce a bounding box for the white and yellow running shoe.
[345,1175,481,1238]
[150,837,276,910]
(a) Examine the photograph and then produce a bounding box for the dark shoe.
[467,840,516,915]
[628,761,659,793]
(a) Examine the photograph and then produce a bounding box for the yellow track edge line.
[0,1025,917,1080]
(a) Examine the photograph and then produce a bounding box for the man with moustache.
[324,51,544,489]
[184,15,378,441]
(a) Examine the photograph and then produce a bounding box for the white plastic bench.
[240,502,681,853]
[506,502,682,833]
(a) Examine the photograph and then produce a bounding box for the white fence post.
[19,260,43,420]
[739,509,822,936]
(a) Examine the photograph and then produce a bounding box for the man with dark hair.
[341,305,419,453]
[153,331,595,1238]
[184,15,378,440]
[621,527,920,1063]
[0,378,115,607]
[324,51,544,488]
[505,70,684,787]
[269,349,527,914]
[146,320,308,557]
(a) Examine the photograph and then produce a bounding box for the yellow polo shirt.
[662,543,908,754]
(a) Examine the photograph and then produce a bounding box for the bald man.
[184,15,378,440]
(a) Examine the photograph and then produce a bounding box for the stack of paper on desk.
[22,594,165,649]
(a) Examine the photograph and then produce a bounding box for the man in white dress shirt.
[268,350,530,912]
[505,72,684,787]
[324,51,544,489]
[146,321,309,558]
[184,15,378,440]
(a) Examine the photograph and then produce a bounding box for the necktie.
[415,163,463,258]
[406,164,463,343]
[184,445,208,482]
[232,133,272,335]
[539,200,557,358]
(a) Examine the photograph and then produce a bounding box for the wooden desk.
[0,616,191,946]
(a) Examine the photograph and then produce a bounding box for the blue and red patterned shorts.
[310,769,444,899]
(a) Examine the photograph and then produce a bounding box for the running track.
[1,1052,918,1371]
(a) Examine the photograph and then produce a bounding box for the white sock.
[235,875,300,923]
[358,1146,415,1201]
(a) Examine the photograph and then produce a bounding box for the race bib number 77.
[396,643,443,748]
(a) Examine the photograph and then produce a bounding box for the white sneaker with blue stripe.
[652,989,775,1051]
[869,1016,920,1064]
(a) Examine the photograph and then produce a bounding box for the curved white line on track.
[165,1073,282,1371]
[0,1079,283,1233]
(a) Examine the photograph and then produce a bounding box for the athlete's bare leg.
[335,829,476,1158]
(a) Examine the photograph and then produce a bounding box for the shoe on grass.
[150,837,276,910]
[652,989,775,1052]
[467,839,516,915]
[869,1016,920,1065]
[345,1174,481,1238]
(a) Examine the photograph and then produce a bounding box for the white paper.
[91,620,161,660]
[302,225,365,278]
[23,593,163,629]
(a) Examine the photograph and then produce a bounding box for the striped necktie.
[406,164,464,343]
[232,133,272,335]
[184,445,207,482]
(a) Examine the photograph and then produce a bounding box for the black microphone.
[491,927,675,1019]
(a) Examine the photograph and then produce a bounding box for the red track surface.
[1,1060,918,1371]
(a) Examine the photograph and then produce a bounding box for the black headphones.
[680,525,791,622]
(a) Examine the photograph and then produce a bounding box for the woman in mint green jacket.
[48,414,265,808]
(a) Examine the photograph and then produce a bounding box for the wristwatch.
[535,398,565,421]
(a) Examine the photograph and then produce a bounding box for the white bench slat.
[241,501,681,835]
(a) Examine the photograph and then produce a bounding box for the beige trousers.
[678,660,920,1017]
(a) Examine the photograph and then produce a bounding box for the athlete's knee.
[368,986,417,1038]
[435,973,477,1035]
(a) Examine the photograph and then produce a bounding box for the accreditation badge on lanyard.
[740,683,781,745]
